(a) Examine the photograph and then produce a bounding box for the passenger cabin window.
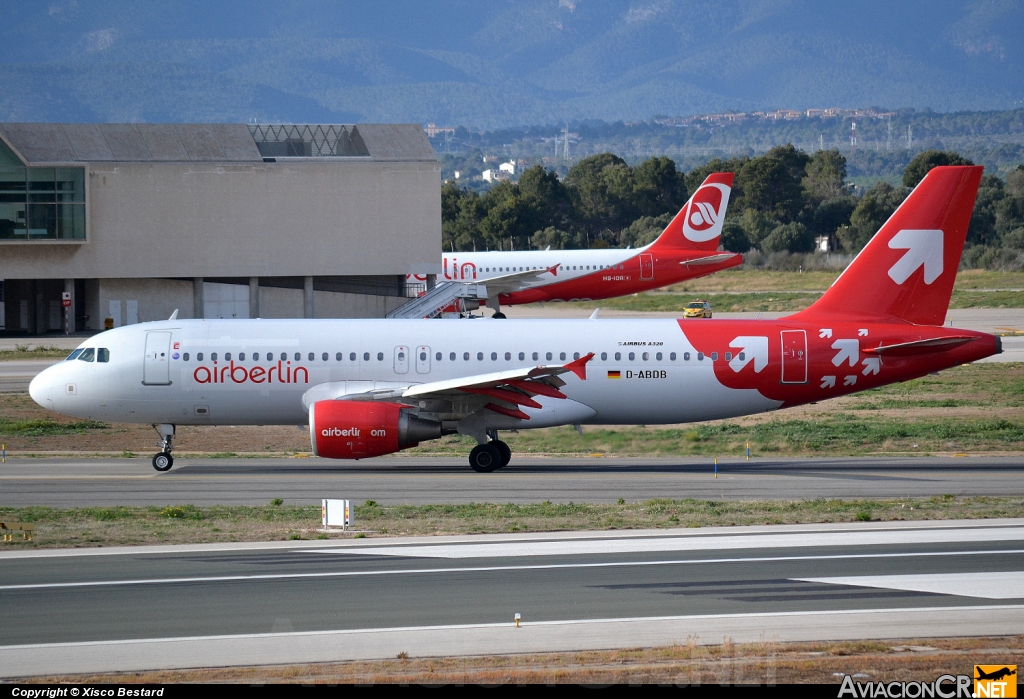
[615,352,621,360]
[491,352,497,360]
[477,352,484,361]
[336,353,342,361]
[656,352,663,360]
[97,348,109,363]
[78,348,94,362]
[239,353,245,361]
[294,353,300,361]
[450,352,456,361]
[642,352,649,361]
[683,352,690,361]
[197,353,204,361]
[211,353,218,361]
[377,352,384,361]
[546,352,552,360]
[670,352,677,361]
[435,352,441,361]
[532,352,538,360]
[628,352,635,361]
[601,352,607,360]
[183,353,190,361]
[350,352,357,361]
[711,352,719,361]
[225,353,231,361]
[363,352,370,361]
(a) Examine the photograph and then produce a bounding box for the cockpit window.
[66,349,84,361]
[97,348,110,363]
[78,348,95,362]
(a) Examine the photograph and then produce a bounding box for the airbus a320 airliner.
[30,167,998,473]
[407,173,740,315]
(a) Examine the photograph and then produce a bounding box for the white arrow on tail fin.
[887,229,944,284]
[729,337,769,373]
[819,329,832,339]
[821,376,836,388]
[862,357,880,376]
[831,339,859,367]
[858,328,868,337]
[844,375,857,386]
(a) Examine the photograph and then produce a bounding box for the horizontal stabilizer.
[864,336,977,357]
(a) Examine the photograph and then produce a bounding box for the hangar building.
[0,123,440,334]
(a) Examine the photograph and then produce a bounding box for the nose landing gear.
[152,424,176,472]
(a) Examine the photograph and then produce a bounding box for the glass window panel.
[27,168,55,202]
[57,204,85,240]
[27,203,56,238]
[97,348,109,363]
[0,166,26,194]
[0,202,26,239]
[55,168,85,203]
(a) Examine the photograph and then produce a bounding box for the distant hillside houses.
[482,161,516,182]
[654,107,898,128]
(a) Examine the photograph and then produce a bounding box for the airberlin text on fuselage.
[192,360,309,384]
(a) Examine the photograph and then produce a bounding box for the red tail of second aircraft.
[793,165,984,326]
[648,172,734,252]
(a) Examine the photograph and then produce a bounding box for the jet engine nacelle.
[309,401,441,459]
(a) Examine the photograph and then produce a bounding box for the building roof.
[0,123,435,164]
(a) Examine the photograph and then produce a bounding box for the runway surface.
[0,359,57,393]
[1,519,1022,676]
[2,455,1023,506]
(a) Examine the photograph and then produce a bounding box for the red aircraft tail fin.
[791,165,983,326]
[648,172,734,252]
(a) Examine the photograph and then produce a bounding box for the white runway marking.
[799,571,1024,599]
[317,526,1024,559]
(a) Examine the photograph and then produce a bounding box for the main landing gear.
[468,434,512,473]
[152,424,176,472]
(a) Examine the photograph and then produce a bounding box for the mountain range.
[1,1,1022,128]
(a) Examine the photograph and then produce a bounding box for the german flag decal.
[607,370,621,379]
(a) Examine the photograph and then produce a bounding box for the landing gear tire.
[152,452,173,472]
[492,440,512,468]
[469,443,502,473]
[492,312,507,319]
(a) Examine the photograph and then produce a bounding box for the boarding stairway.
[386,281,488,319]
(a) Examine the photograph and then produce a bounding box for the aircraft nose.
[28,366,55,408]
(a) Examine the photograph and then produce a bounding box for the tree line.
[442,147,1024,269]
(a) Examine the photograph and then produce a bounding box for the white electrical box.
[322,499,351,528]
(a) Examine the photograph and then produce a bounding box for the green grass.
[0,346,71,360]
[0,418,108,437]
[2,496,1021,548]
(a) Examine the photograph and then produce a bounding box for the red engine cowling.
[309,401,441,459]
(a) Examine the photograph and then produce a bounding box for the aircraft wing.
[302,353,594,421]
[473,265,559,299]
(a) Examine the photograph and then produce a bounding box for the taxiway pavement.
[2,455,1022,506]
[1,519,1022,676]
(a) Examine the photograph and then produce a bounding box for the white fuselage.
[429,248,646,284]
[29,318,780,428]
